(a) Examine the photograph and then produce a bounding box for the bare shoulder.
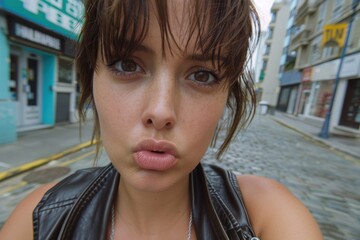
[0,182,57,240]
[237,175,323,240]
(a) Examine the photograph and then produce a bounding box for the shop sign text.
[14,23,61,50]
[3,0,83,38]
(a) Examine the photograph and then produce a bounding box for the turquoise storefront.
[0,0,83,144]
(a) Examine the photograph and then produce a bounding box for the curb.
[0,141,95,182]
[270,116,360,162]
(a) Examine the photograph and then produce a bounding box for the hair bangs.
[98,0,150,65]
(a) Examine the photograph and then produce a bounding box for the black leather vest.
[33,163,257,240]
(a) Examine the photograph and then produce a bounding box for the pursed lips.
[134,139,178,156]
[133,139,178,171]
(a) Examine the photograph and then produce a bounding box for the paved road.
[0,114,359,239]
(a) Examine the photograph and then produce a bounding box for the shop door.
[299,91,310,115]
[340,79,360,129]
[24,57,41,125]
[287,87,298,114]
[56,92,71,123]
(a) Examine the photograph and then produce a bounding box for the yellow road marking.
[0,140,96,182]
[59,150,95,167]
[0,149,96,195]
[0,181,28,196]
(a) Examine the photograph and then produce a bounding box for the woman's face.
[93,1,228,191]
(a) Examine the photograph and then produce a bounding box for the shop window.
[309,81,334,118]
[58,58,73,84]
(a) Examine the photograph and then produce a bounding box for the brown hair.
[76,0,260,159]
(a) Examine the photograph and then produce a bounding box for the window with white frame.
[262,59,268,71]
[347,14,360,50]
[322,45,339,59]
[264,44,271,55]
[332,0,342,20]
[268,28,274,39]
[58,58,73,84]
[316,1,327,33]
[270,11,277,23]
[310,36,322,64]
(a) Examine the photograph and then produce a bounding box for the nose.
[141,73,177,130]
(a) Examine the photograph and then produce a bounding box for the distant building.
[0,0,83,144]
[258,1,291,110]
[290,0,360,137]
[252,31,267,100]
[276,0,301,114]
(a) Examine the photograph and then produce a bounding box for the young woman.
[1,0,323,239]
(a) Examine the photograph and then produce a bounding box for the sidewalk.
[0,121,94,181]
[271,111,360,160]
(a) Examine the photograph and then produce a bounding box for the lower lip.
[134,151,177,171]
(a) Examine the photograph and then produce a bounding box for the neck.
[115,175,192,237]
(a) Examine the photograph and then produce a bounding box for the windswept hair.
[76,0,260,159]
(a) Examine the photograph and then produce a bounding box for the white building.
[258,1,291,109]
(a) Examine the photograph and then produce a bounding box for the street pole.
[319,0,360,138]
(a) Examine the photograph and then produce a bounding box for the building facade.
[252,31,268,100]
[277,0,302,114]
[0,0,83,144]
[258,1,291,109]
[290,0,360,136]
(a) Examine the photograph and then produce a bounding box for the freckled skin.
[93,45,228,192]
[93,1,228,193]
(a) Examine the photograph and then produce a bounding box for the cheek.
[183,93,227,150]
[93,74,126,140]
[94,82,115,126]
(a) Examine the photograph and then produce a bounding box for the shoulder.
[0,182,57,240]
[0,165,114,239]
[236,175,323,240]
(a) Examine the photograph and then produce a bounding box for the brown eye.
[194,71,210,82]
[113,59,141,73]
[121,60,137,71]
[188,70,218,85]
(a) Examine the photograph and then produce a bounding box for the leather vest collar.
[33,164,256,240]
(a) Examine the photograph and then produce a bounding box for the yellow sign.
[322,23,348,47]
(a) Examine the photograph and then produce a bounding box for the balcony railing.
[289,27,310,51]
[295,0,318,24]
[295,0,309,24]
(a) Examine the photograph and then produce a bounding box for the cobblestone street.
[0,114,359,239]
[203,114,360,240]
